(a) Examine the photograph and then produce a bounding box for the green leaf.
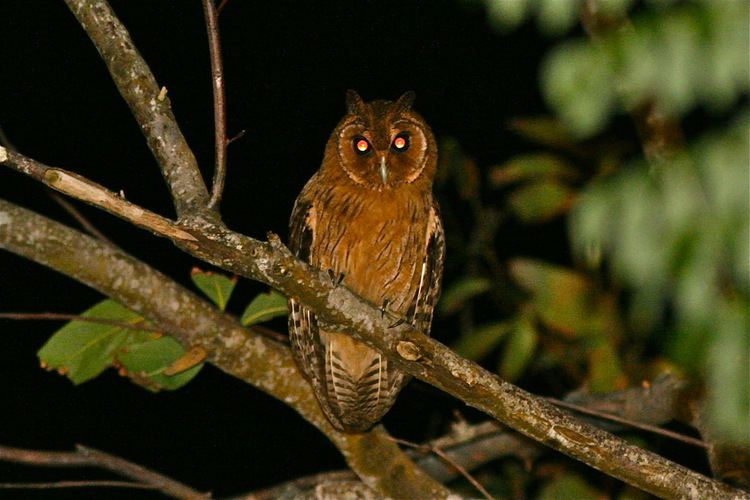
[438,277,491,316]
[486,0,531,31]
[537,0,583,35]
[117,337,202,392]
[190,268,237,311]
[538,472,603,500]
[488,153,578,187]
[452,321,513,361]
[507,180,574,223]
[38,300,156,385]
[498,315,538,381]
[241,290,288,326]
[542,40,617,137]
[588,337,627,392]
[509,259,593,337]
[706,300,750,445]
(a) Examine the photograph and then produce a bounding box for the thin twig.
[217,0,231,15]
[546,397,708,449]
[0,480,155,490]
[2,148,745,500]
[249,324,289,344]
[64,0,212,217]
[48,191,117,247]
[227,129,246,145]
[0,444,209,499]
[0,312,165,335]
[202,0,228,211]
[389,436,495,500]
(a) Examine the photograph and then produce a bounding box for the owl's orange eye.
[353,137,371,155]
[391,133,410,152]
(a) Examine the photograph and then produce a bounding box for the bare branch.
[217,0,232,15]
[48,191,118,248]
[0,198,451,499]
[227,129,246,145]
[0,312,165,335]
[0,444,208,499]
[547,397,708,448]
[1,1,744,496]
[1,149,197,243]
[202,0,229,211]
[235,471,374,500]
[0,173,745,498]
[390,436,494,500]
[0,480,155,490]
[62,0,211,217]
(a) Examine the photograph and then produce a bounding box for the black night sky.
[0,1,559,497]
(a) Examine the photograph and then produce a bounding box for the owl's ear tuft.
[394,91,416,113]
[345,90,366,116]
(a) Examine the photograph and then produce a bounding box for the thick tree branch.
[1,159,746,499]
[0,444,208,499]
[63,0,211,217]
[2,1,744,496]
[0,198,450,499]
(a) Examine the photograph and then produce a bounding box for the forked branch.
[0,0,746,497]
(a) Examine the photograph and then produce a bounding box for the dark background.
[0,1,556,497]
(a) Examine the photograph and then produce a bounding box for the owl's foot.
[380,299,390,318]
[327,269,346,286]
[388,318,406,329]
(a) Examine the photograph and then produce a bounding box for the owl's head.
[327,90,437,191]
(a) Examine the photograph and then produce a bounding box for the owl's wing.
[409,200,446,336]
[287,193,325,398]
[382,200,445,405]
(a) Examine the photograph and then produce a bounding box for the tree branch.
[1,159,746,499]
[0,198,451,499]
[0,312,165,335]
[0,480,155,491]
[202,0,229,211]
[1,0,745,496]
[0,444,208,499]
[62,0,211,217]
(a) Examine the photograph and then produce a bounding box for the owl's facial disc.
[337,121,429,190]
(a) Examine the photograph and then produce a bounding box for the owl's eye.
[391,133,410,152]
[352,136,372,155]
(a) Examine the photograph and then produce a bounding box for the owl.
[288,90,445,433]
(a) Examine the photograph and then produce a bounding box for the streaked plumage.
[288,91,444,432]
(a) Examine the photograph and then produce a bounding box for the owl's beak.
[379,156,389,185]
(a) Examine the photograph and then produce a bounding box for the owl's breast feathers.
[288,175,444,432]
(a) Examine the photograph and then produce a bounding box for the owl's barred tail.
[321,331,405,432]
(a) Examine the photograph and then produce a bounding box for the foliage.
[241,290,288,326]
[438,0,748,495]
[38,269,288,392]
[37,299,202,391]
[190,267,237,311]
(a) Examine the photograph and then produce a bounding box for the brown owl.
[288,90,445,433]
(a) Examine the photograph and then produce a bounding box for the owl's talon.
[388,318,405,329]
[380,299,390,318]
[327,269,346,286]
